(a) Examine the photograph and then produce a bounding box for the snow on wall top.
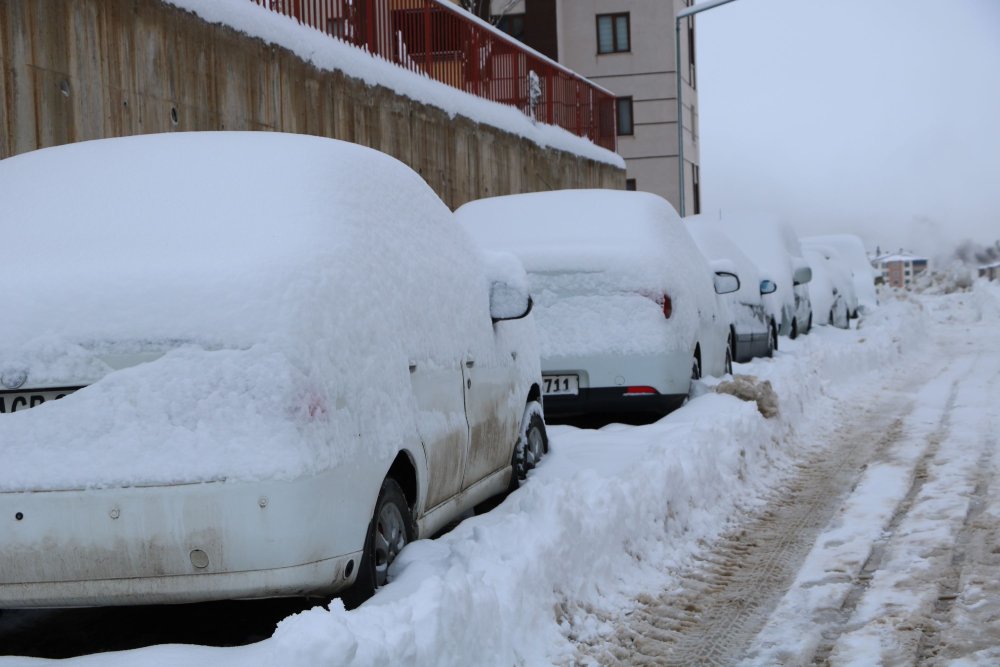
[165,0,624,168]
[0,132,497,491]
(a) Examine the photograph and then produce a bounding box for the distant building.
[979,262,1000,281]
[874,252,929,289]
[462,0,701,212]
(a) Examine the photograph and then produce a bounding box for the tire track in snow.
[576,390,916,667]
[809,379,960,665]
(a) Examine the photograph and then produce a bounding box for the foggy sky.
[695,0,1000,258]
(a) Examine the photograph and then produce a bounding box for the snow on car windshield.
[0,132,493,491]
[457,190,717,357]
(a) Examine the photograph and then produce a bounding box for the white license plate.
[543,375,579,396]
[0,388,78,414]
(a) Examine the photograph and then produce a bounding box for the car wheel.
[768,323,778,357]
[806,313,813,333]
[724,345,733,375]
[828,308,834,325]
[342,477,414,609]
[790,318,798,340]
[511,404,548,489]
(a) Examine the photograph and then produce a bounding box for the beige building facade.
[468,0,701,213]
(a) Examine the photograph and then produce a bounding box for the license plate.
[543,375,579,396]
[0,388,79,414]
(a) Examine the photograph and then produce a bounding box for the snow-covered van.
[0,133,545,607]
[456,190,736,420]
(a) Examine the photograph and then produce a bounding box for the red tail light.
[662,294,673,319]
[624,386,659,396]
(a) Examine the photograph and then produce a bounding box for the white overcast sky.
[695,0,1000,257]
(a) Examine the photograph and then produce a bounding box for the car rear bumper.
[544,387,687,419]
[0,469,373,608]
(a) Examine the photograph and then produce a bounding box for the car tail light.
[661,294,672,319]
[624,386,659,396]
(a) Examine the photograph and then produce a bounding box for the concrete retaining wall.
[0,0,623,208]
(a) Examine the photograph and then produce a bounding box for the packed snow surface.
[457,190,717,358]
[0,132,502,491]
[163,0,623,168]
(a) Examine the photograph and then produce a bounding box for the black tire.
[341,477,414,609]
[767,323,778,357]
[688,351,702,398]
[806,313,813,333]
[829,308,835,325]
[724,345,733,375]
[511,406,548,488]
[790,318,799,340]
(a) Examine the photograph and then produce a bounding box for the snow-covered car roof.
[1,132,498,491]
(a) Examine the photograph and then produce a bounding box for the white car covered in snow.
[0,133,546,608]
[804,246,853,329]
[719,215,814,339]
[686,215,778,361]
[802,234,877,316]
[456,190,737,421]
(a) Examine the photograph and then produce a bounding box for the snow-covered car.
[456,190,737,421]
[802,234,877,316]
[0,132,547,608]
[804,247,852,329]
[719,215,814,338]
[686,215,778,361]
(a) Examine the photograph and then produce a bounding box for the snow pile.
[714,374,779,418]
[0,132,496,491]
[457,190,717,358]
[13,247,944,667]
[164,0,623,168]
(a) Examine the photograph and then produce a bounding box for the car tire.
[511,406,547,487]
[806,313,813,333]
[341,477,414,610]
[828,308,834,325]
[768,323,778,357]
[790,318,798,340]
[725,345,733,375]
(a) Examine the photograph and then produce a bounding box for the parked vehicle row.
[0,133,875,613]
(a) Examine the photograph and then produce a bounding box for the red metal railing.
[251,0,617,151]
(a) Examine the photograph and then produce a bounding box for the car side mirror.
[793,265,813,286]
[760,279,778,295]
[490,281,533,322]
[713,271,740,295]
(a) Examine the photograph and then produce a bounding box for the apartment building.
[874,253,929,289]
[457,0,700,213]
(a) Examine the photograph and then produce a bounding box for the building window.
[687,17,697,89]
[495,13,525,41]
[692,164,701,215]
[625,178,637,191]
[616,97,634,136]
[596,13,630,54]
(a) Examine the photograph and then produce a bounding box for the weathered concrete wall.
[0,0,622,208]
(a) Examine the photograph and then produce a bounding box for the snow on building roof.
[165,0,624,168]
[877,254,929,263]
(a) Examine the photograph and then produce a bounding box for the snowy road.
[579,291,1000,666]
[1,286,998,666]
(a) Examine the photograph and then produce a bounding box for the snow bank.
[457,190,717,358]
[0,132,495,491]
[18,241,943,667]
[164,0,623,168]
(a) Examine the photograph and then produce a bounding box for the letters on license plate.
[542,375,579,396]
[0,388,78,414]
